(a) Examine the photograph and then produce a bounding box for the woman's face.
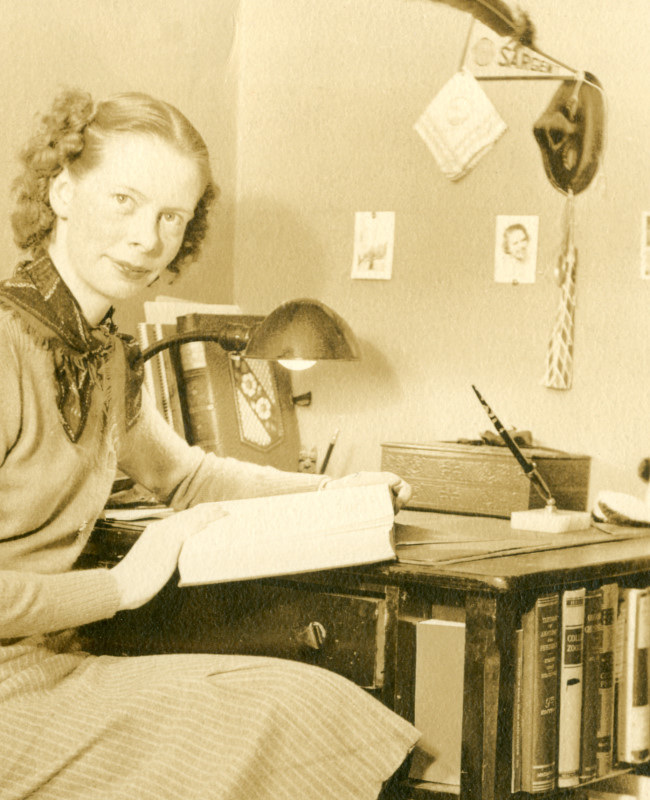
[50,132,204,316]
[506,229,529,262]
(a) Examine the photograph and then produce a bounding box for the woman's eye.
[161,212,183,228]
[113,194,134,210]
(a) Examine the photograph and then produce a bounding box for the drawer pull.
[296,621,327,650]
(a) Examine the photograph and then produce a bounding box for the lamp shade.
[244,299,360,362]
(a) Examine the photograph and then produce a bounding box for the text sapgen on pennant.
[462,19,576,80]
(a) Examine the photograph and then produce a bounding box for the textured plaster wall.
[0,0,239,333]
[233,0,650,503]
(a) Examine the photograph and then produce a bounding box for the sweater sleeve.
[0,311,23,461]
[118,389,325,508]
[0,568,121,639]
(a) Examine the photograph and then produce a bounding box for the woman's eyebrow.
[116,186,194,215]
[163,204,195,216]
[113,185,147,202]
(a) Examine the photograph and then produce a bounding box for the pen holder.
[510,506,592,533]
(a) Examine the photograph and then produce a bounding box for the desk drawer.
[208,583,387,689]
[84,581,388,689]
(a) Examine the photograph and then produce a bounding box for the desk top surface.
[91,510,650,595]
[373,510,650,593]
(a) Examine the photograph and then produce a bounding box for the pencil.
[319,429,340,474]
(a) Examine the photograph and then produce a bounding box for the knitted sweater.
[0,304,322,640]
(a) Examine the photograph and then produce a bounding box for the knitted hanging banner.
[543,196,576,390]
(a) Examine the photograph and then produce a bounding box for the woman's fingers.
[322,471,412,512]
[111,504,227,610]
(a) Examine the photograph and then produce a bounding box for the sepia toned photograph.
[351,211,395,280]
[0,2,646,799]
[494,214,539,284]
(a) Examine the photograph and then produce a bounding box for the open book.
[174,484,396,586]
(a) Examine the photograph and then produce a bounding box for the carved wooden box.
[381,441,591,518]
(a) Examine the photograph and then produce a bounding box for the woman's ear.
[49,169,74,220]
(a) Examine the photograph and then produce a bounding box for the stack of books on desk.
[512,581,650,794]
[137,298,243,440]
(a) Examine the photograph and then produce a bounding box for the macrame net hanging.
[543,194,576,389]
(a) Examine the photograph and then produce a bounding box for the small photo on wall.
[494,215,539,284]
[640,212,650,279]
[351,211,394,280]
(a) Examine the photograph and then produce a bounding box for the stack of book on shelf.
[512,580,650,794]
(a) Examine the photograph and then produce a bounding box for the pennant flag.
[462,19,577,81]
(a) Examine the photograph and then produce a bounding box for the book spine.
[153,323,186,439]
[511,627,523,794]
[180,366,221,452]
[137,322,187,438]
[409,619,465,786]
[558,586,586,788]
[580,586,604,783]
[151,322,174,427]
[521,592,560,794]
[174,319,222,453]
[630,589,650,762]
[617,587,650,764]
[596,582,618,777]
[615,588,629,765]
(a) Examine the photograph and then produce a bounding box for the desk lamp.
[140,298,359,450]
[141,298,360,368]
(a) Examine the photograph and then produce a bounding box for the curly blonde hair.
[11,88,218,276]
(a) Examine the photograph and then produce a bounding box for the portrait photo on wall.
[494,215,539,284]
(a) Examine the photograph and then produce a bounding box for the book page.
[103,507,174,522]
[177,484,395,585]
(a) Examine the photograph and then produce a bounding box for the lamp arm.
[141,322,259,362]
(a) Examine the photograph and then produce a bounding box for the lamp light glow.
[278,359,317,371]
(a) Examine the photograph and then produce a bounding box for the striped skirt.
[0,635,419,799]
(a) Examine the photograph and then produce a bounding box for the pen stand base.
[510,507,592,533]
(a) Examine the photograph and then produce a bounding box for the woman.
[0,89,418,799]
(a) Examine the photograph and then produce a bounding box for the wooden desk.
[80,510,650,800]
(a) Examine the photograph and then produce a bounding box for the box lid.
[381,441,590,462]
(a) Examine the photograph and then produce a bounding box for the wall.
[233,0,650,502]
[0,0,239,332]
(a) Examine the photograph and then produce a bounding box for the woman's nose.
[128,209,161,253]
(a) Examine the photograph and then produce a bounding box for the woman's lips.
[110,259,151,281]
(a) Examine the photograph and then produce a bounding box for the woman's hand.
[322,471,412,512]
[111,503,227,611]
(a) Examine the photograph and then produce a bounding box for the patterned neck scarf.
[0,251,143,442]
